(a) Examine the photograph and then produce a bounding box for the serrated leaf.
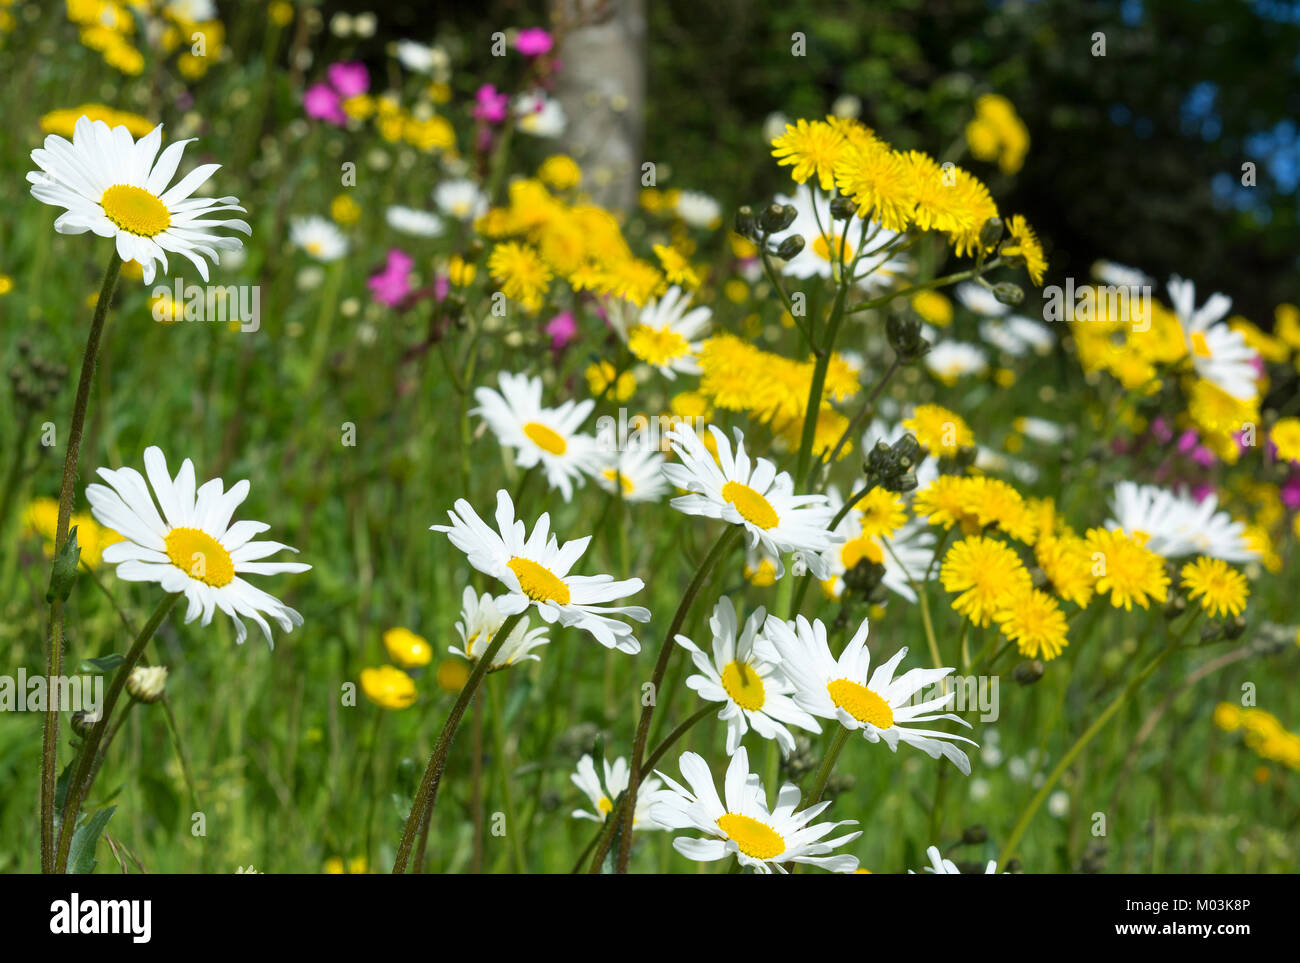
[67,805,116,875]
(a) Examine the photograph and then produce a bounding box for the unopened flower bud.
[978,216,1004,250]
[760,202,797,234]
[71,708,102,737]
[829,194,856,221]
[127,665,168,704]
[1013,660,1045,685]
[774,235,806,260]
[733,205,757,240]
[886,314,929,365]
[992,282,1024,306]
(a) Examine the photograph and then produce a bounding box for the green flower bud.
[978,216,1004,250]
[993,282,1024,306]
[774,235,806,260]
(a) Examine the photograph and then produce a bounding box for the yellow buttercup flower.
[41,104,154,139]
[383,627,433,668]
[324,856,368,874]
[436,658,471,693]
[360,665,417,710]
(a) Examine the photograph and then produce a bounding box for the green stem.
[804,726,850,806]
[488,673,527,873]
[392,611,523,873]
[845,259,1004,316]
[41,250,121,873]
[54,591,179,873]
[609,527,743,873]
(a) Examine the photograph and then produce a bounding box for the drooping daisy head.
[85,446,310,646]
[450,585,549,669]
[674,596,820,756]
[760,614,977,774]
[472,371,600,502]
[662,423,840,579]
[650,746,860,874]
[571,754,664,829]
[28,116,251,284]
[431,490,650,653]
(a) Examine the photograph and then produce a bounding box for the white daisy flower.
[924,341,988,384]
[674,597,821,756]
[674,190,722,230]
[27,116,251,284]
[979,315,1053,357]
[450,586,549,669]
[772,184,911,292]
[594,444,669,503]
[431,490,650,653]
[514,90,566,138]
[1091,259,1151,288]
[662,424,841,579]
[290,215,348,261]
[910,845,998,874]
[1013,416,1066,444]
[571,754,665,829]
[385,204,443,237]
[472,371,601,502]
[759,615,977,774]
[955,280,1010,317]
[606,285,710,379]
[1107,481,1257,562]
[393,39,438,73]
[649,746,861,874]
[1167,275,1259,401]
[434,178,488,220]
[85,446,310,646]
[819,491,935,605]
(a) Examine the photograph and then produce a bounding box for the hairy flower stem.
[393,612,522,874]
[845,258,1005,316]
[41,250,121,874]
[611,527,743,873]
[55,591,179,873]
[996,620,1193,868]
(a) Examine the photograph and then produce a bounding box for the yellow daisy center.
[716,812,786,860]
[720,660,766,711]
[721,480,780,530]
[812,232,854,263]
[101,184,171,237]
[164,527,235,587]
[601,467,635,496]
[827,678,894,728]
[597,796,613,815]
[841,535,883,569]
[1190,331,1212,358]
[507,556,571,605]
[628,324,691,367]
[523,421,567,455]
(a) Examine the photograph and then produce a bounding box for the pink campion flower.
[304,83,346,126]
[368,249,414,307]
[515,27,553,57]
[328,61,370,98]
[1280,473,1300,510]
[545,311,578,350]
[1190,482,1215,503]
[474,84,510,124]
[1150,416,1173,444]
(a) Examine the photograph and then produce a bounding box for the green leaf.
[46,526,81,603]
[79,654,126,674]
[67,805,116,875]
[53,761,76,831]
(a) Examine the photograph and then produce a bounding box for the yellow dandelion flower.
[856,487,907,539]
[1269,417,1300,463]
[586,361,636,402]
[1083,527,1169,611]
[1001,215,1046,285]
[488,241,552,311]
[940,535,1032,627]
[959,476,1037,543]
[653,244,700,288]
[833,136,914,233]
[996,587,1068,660]
[771,118,846,191]
[1035,531,1095,608]
[904,403,974,456]
[538,154,582,191]
[911,290,953,326]
[1180,557,1248,618]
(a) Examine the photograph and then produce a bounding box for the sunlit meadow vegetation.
[0,1,1297,875]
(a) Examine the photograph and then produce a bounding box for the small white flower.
[1168,275,1259,401]
[28,117,251,284]
[385,205,443,237]
[955,281,1010,317]
[394,39,439,72]
[431,490,650,652]
[434,178,487,220]
[290,215,348,261]
[473,371,601,502]
[663,424,840,579]
[86,446,310,646]
[674,597,820,756]
[514,90,566,138]
[759,615,976,774]
[450,586,549,668]
[649,746,861,874]
[924,341,988,384]
[571,754,664,829]
[979,316,1053,357]
[674,190,721,230]
[593,444,669,503]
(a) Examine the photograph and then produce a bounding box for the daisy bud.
[1013,660,1045,685]
[127,665,168,704]
[978,216,1004,250]
[992,281,1024,306]
[773,234,805,260]
[759,202,797,234]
